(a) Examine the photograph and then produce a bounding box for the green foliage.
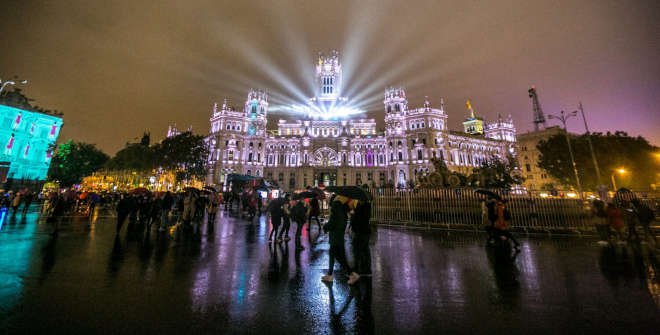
[105,142,156,171]
[48,140,109,186]
[537,131,658,190]
[105,131,209,183]
[153,131,209,182]
[471,155,523,190]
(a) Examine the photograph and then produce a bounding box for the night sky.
[1,0,658,154]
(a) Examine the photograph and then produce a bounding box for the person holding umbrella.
[321,195,356,284]
[266,195,285,243]
[291,197,309,250]
[349,198,372,285]
[308,195,322,231]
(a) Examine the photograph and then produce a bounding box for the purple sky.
[1,0,658,154]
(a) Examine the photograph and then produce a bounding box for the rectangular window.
[525,164,531,172]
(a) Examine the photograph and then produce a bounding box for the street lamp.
[0,78,28,95]
[547,110,582,197]
[610,168,626,191]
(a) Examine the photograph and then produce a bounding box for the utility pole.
[577,102,604,195]
[547,110,582,198]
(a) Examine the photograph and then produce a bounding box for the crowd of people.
[0,189,38,218]
[260,187,373,285]
[592,195,656,246]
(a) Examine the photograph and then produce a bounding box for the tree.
[154,131,209,182]
[471,155,523,190]
[105,142,156,171]
[48,140,109,186]
[537,131,658,190]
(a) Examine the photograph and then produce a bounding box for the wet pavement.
[0,206,658,334]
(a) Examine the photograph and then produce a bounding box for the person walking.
[181,190,197,228]
[277,194,292,242]
[291,199,308,250]
[207,193,219,225]
[115,193,133,235]
[22,191,34,214]
[592,199,610,244]
[631,199,655,242]
[160,191,174,231]
[606,202,624,243]
[308,196,322,231]
[266,196,284,243]
[491,199,521,251]
[349,199,372,285]
[322,195,356,283]
[49,194,66,235]
[11,191,22,217]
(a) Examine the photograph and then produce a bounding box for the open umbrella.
[324,186,372,202]
[475,189,502,200]
[614,187,636,203]
[293,191,317,200]
[309,187,326,199]
[129,187,149,195]
[203,186,218,193]
[184,186,200,195]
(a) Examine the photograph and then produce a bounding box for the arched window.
[417,150,423,160]
[398,152,403,161]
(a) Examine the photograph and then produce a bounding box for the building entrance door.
[314,170,337,187]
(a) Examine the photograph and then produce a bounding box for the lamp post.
[547,110,582,197]
[0,78,28,95]
[610,168,626,191]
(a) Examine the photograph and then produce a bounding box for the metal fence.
[366,188,659,233]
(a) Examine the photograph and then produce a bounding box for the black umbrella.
[475,189,502,200]
[203,186,217,193]
[293,191,318,200]
[184,186,200,195]
[614,187,636,203]
[309,187,326,199]
[324,186,372,202]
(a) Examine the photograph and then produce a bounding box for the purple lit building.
[205,51,516,190]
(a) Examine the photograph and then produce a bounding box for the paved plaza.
[0,207,658,334]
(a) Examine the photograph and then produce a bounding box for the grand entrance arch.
[313,147,338,186]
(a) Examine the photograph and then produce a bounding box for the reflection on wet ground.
[0,206,658,334]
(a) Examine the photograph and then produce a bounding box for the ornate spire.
[466,99,476,119]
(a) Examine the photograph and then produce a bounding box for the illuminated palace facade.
[206,51,516,191]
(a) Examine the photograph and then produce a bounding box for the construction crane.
[528,86,546,131]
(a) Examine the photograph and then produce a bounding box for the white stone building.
[206,51,516,191]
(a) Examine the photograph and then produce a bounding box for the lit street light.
[0,78,28,95]
[547,110,582,197]
[610,168,626,191]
